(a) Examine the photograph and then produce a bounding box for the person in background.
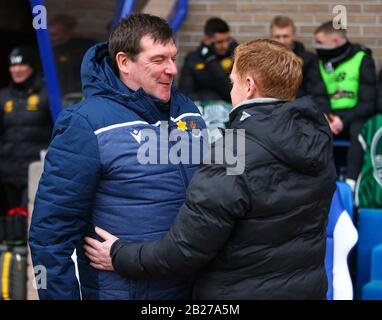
[271,15,316,98]
[49,14,96,96]
[178,17,237,102]
[309,21,377,189]
[84,39,337,300]
[0,46,52,209]
[355,69,382,208]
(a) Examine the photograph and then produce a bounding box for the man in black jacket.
[309,21,377,187]
[178,17,237,102]
[0,46,52,209]
[271,16,316,98]
[84,39,337,300]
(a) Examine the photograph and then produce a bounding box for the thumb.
[95,226,113,241]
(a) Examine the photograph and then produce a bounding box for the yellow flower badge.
[195,63,205,70]
[27,94,40,111]
[188,120,198,129]
[27,94,40,106]
[4,100,13,113]
[220,57,233,73]
[176,120,188,131]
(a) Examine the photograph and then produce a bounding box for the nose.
[165,59,177,76]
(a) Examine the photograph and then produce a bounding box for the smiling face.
[117,35,177,103]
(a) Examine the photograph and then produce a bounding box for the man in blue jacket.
[29,13,206,300]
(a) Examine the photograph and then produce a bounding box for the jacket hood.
[80,41,177,123]
[81,42,130,101]
[233,97,333,175]
[10,71,41,93]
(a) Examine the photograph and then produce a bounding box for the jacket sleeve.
[335,54,377,126]
[0,89,7,136]
[307,60,332,115]
[299,53,317,98]
[110,163,250,279]
[41,85,54,128]
[28,108,101,299]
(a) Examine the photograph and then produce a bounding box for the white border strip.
[94,113,202,135]
[94,120,155,135]
[171,113,202,123]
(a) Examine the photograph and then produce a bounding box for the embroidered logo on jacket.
[130,130,142,144]
[4,100,13,113]
[27,95,40,111]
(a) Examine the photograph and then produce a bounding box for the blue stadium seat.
[356,208,382,299]
[362,244,382,299]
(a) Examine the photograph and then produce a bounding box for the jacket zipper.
[168,124,190,190]
[178,162,189,190]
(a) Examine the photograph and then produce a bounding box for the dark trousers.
[335,120,365,180]
[3,184,28,210]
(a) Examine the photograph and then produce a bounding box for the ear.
[245,76,257,99]
[115,51,130,75]
[202,35,211,46]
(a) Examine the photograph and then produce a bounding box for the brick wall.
[176,0,382,71]
[44,0,116,40]
[43,0,173,41]
[42,0,382,73]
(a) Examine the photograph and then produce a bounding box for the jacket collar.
[229,98,285,123]
[10,72,42,96]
